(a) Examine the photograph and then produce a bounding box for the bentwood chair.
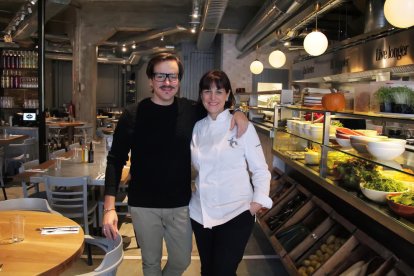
[77,233,124,276]
[0,198,60,214]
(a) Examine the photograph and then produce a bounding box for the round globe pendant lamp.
[250,45,264,74]
[250,59,264,74]
[304,30,328,56]
[303,2,328,56]
[384,0,414,28]
[269,50,286,68]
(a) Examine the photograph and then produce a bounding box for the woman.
[190,70,272,276]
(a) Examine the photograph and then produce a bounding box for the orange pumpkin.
[322,92,346,111]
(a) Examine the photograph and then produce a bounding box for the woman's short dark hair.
[146,53,184,80]
[198,70,235,109]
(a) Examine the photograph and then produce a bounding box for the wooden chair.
[77,233,124,276]
[44,176,97,235]
[0,198,59,214]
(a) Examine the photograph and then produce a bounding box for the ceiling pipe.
[237,0,347,59]
[12,0,71,42]
[46,46,175,65]
[119,25,187,46]
[197,0,229,50]
[235,0,306,53]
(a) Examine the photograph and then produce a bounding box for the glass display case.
[255,104,414,275]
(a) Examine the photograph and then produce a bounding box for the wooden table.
[0,134,28,146]
[0,210,84,275]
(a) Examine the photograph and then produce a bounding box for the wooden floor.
[2,181,289,275]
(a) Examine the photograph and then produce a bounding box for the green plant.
[392,86,413,105]
[375,86,394,103]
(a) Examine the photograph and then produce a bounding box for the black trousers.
[191,210,255,276]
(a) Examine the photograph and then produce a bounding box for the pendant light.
[303,2,328,56]
[250,45,263,75]
[269,50,286,68]
[384,0,414,28]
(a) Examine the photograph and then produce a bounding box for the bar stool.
[74,124,93,143]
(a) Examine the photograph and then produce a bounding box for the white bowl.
[304,152,320,165]
[304,123,312,137]
[366,143,405,160]
[349,135,383,153]
[310,127,323,142]
[335,137,352,149]
[367,139,406,150]
[360,183,405,204]
[355,129,379,136]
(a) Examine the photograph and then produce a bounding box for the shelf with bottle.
[1,69,39,89]
[1,49,38,70]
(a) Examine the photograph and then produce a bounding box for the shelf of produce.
[272,148,414,264]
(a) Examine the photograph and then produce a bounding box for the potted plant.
[392,86,414,114]
[375,86,394,112]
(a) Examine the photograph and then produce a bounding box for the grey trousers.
[130,206,192,276]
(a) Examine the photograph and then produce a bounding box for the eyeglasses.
[152,72,179,83]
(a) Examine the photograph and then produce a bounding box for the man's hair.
[146,53,184,81]
[198,70,235,109]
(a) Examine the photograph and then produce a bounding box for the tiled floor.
[2,181,289,275]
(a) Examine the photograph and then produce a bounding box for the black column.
[37,0,47,162]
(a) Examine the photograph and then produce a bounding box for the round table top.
[0,210,84,275]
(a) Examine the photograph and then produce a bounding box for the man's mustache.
[160,85,176,90]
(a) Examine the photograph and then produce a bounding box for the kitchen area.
[1,0,414,275]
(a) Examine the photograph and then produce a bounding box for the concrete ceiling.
[0,0,379,61]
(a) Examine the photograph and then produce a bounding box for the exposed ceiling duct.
[235,0,306,53]
[236,0,346,59]
[47,46,175,65]
[119,25,187,46]
[363,0,387,33]
[10,0,71,43]
[197,0,229,50]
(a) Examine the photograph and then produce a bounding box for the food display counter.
[250,105,414,275]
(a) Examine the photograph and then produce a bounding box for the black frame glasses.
[152,72,179,82]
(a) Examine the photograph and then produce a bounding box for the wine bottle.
[88,141,94,163]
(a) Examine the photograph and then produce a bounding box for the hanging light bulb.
[384,0,414,28]
[131,44,136,49]
[268,50,286,68]
[122,44,127,52]
[250,60,264,74]
[250,45,263,74]
[304,31,328,56]
[303,2,328,56]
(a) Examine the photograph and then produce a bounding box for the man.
[102,53,248,276]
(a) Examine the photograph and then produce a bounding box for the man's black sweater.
[104,97,202,208]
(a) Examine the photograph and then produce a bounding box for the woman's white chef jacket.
[189,109,272,229]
